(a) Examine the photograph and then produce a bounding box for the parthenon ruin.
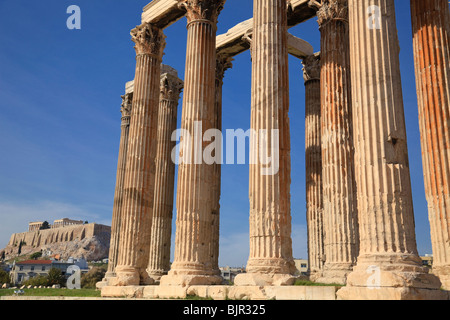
[100,0,450,300]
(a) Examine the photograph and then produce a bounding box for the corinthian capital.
[314,0,348,27]
[131,22,166,57]
[121,92,133,118]
[160,67,184,102]
[216,53,234,82]
[302,53,321,83]
[178,0,226,24]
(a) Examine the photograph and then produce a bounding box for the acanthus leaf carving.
[314,0,348,27]
[216,53,234,82]
[302,53,321,83]
[160,74,184,102]
[121,92,133,118]
[130,22,166,57]
[178,0,227,24]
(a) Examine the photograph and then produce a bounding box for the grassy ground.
[294,279,342,287]
[0,288,101,297]
[185,295,213,300]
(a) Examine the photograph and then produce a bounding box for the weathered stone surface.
[264,285,337,300]
[311,0,358,286]
[142,0,185,28]
[160,0,225,287]
[101,285,145,299]
[208,286,229,300]
[227,286,270,300]
[147,66,183,282]
[209,54,233,275]
[141,0,316,31]
[234,273,296,287]
[100,284,445,300]
[105,87,133,281]
[115,22,165,286]
[3,224,110,261]
[154,285,188,299]
[142,285,157,298]
[109,0,450,301]
[410,0,450,291]
[337,286,448,301]
[235,0,296,287]
[337,0,444,300]
[216,19,313,59]
[303,53,324,282]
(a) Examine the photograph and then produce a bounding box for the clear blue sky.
[0,0,441,266]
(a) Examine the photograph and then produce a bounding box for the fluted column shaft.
[210,54,233,273]
[147,69,183,282]
[235,0,295,286]
[411,0,450,290]
[314,0,359,285]
[160,0,225,286]
[105,92,133,279]
[303,53,324,281]
[338,0,443,299]
[115,23,165,286]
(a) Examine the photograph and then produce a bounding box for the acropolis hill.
[1,219,111,262]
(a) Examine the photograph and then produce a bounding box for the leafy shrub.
[30,252,42,260]
[22,275,49,287]
[21,268,65,287]
[47,268,65,286]
[0,269,10,285]
[81,266,106,289]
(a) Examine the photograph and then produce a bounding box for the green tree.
[47,268,65,286]
[30,251,42,260]
[81,266,106,289]
[17,241,23,255]
[39,221,50,230]
[22,275,49,287]
[0,269,10,285]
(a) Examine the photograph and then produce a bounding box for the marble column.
[234,0,296,286]
[302,53,324,282]
[337,0,444,300]
[114,22,165,286]
[104,90,133,282]
[210,54,233,273]
[160,0,226,287]
[410,0,450,290]
[146,66,183,282]
[312,0,358,285]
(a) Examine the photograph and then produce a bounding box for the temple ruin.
[100,0,450,300]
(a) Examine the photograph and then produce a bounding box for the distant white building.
[52,218,84,229]
[294,259,309,276]
[28,222,44,232]
[10,258,89,285]
[220,266,245,283]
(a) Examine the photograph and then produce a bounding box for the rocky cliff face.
[1,224,111,262]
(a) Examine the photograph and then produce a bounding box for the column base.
[146,269,168,284]
[114,266,155,286]
[234,273,296,286]
[159,261,223,286]
[245,258,297,274]
[308,270,323,283]
[433,266,450,290]
[315,262,354,285]
[104,271,116,279]
[95,272,116,289]
[336,253,444,300]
